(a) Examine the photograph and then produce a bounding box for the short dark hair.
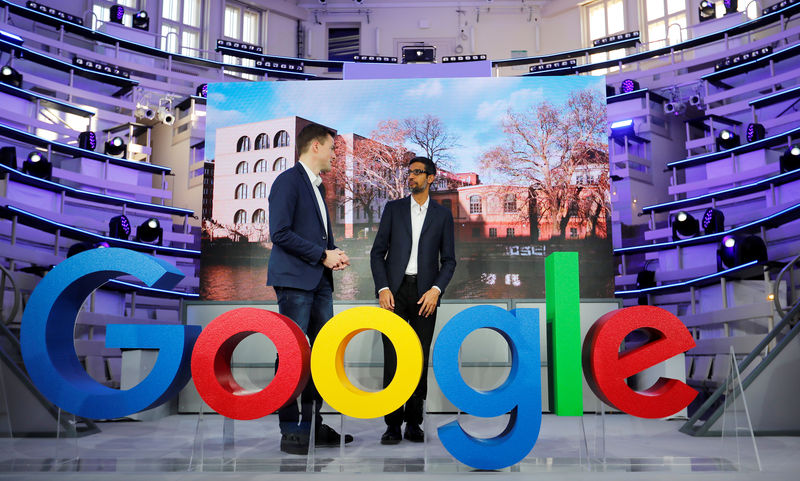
[409,156,436,176]
[297,123,335,155]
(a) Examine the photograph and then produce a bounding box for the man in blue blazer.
[268,123,353,454]
[370,156,456,444]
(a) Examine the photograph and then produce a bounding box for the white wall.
[267,10,300,57]
[296,3,597,63]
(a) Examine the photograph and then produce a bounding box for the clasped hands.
[322,248,350,271]
[379,287,439,317]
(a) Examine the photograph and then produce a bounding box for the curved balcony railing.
[666,125,800,170]
[614,200,800,255]
[0,204,200,258]
[0,123,170,174]
[641,169,800,215]
[0,164,193,217]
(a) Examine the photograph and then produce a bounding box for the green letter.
[545,252,582,415]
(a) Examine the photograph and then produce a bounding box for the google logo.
[21,248,697,470]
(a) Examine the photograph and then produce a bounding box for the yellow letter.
[311,306,422,418]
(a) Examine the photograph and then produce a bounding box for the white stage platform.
[2,413,799,480]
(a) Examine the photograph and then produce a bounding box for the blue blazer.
[267,163,335,291]
[370,196,456,303]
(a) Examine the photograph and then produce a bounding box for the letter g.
[20,248,200,419]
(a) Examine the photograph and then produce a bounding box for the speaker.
[402,45,436,63]
[636,269,656,305]
[0,146,17,171]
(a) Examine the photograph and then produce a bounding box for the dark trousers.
[275,275,333,435]
[382,275,436,427]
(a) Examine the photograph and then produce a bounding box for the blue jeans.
[275,275,333,434]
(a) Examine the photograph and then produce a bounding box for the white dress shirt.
[298,160,327,233]
[378,195,441,295]
[405,196,429,275]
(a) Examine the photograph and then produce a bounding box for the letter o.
[311,306,422,419]
[190,308,310,420]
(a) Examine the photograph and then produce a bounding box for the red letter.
[191,308,310,420]
[582,306,697,419]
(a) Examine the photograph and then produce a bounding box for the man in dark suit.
[267,123,353,455]
[370,156,456,444]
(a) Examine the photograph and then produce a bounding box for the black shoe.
[315,423,354,447]
[280,432,309,455]
[404,423,424,443]
[380,425,402,445]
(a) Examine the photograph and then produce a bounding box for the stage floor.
[1,413,799,480]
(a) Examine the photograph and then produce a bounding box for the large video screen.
[201,76,613,301]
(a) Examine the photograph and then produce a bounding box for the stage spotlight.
[699,0,717,21]
[701,208,725,234]
[619,79,640,94]
[136,218,163,245]
[109,5,124,24]
[0,65,22,88]
[610,119,635,138]
[135,105,156,120]
[104,136,126,157]
[606,85,616,96]
[716,129,740,150]
[717,234,767,270]
[723,0,738,14]
[718,235,738,269]
[78,131,97,151]
[157,106,174,125]
[0,146,17,171]
[745,123,766,143]
[132,10,149,30]
[109,214,131,240]
[688,94,702,106]
[672,211,700,240]
[22,151,52,180]
[636,269,656,305]
[196,83,207,98]
[664,101,686,116]
[780,145,800,173]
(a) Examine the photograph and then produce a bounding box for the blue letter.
[432,306,542,470]
[20,248,200,419]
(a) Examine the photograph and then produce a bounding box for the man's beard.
[410,184,425,194]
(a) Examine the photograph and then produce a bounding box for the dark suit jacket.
[370,196,456,304]
[267,163,334,291]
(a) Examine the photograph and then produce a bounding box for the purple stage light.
[702,208,725,234]
[620,79,640,93]
[110,5,124,24]
[79,131,97,151]
[746,123,765,143]
[109,215,131,240]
